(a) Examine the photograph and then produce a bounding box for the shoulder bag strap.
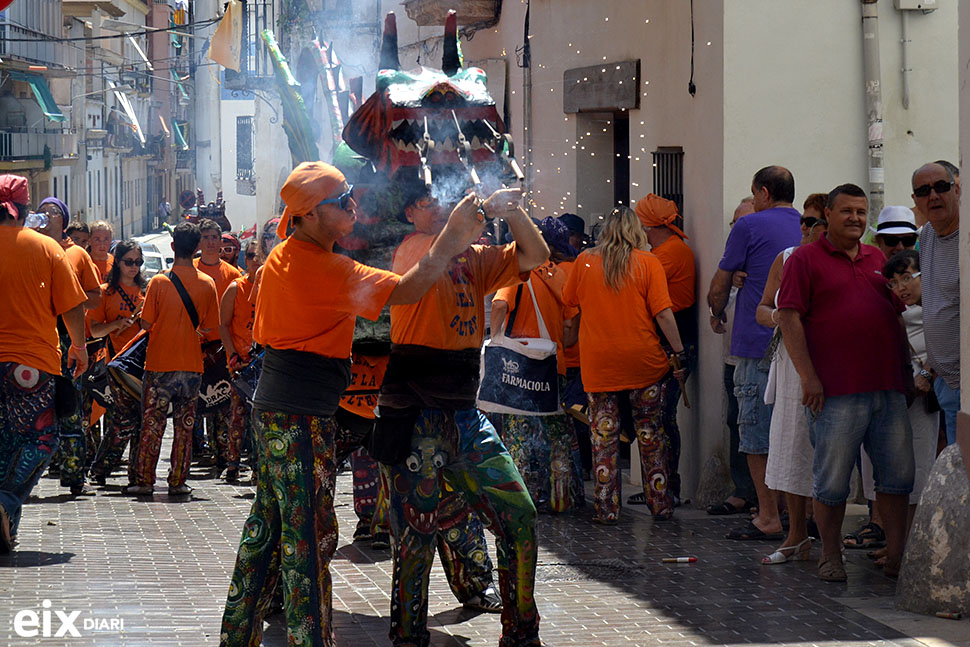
[167,270,200,330]
[526,278,551,340]
[504,283,524,337]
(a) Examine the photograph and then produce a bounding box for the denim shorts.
[807,390,914,506]
[733,358,772,455]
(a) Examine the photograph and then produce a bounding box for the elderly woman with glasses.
[756,193,828,565]
[88,239,147,485]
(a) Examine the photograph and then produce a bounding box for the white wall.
[219,97,258,232]
[723,0,958,213]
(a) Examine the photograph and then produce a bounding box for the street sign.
[178,189,196,210]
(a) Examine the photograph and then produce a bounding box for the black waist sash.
[253,346,351,417]
[377,344,481,411]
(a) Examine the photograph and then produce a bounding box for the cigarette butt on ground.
[661,557,697,564]
[935,612,962,620]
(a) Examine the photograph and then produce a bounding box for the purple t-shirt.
[718,206,801,357]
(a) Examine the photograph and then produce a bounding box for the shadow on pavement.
[0,550,75,568]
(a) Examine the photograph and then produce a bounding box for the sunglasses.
[800,216,824,228]
[121,258,144,267]
[220,245,238,253]
[245,252,257,260]
[317,184,355,210]
[887,271,920,291]
[913,180,954,198]
[879,234,917,248]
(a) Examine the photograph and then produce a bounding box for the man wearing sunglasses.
[912,162,961,446]
[871,205,919,260]
[220,161,501,647]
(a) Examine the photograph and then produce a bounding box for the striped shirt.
[919,223,960,389]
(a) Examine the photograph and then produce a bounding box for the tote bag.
[478,279,560,415]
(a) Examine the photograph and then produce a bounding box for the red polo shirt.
[777,236,905,398]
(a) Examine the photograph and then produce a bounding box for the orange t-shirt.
[253,237,400,359]
[650,235,696,313]
[92,254,113,281]
[141,266,220,373]
[557,261,581,369]
[194,258,241,341]
[390,234,521,350]
[227,274,257,360]
[0,227,87,375]
[87,282,145,354]
[339,354,390,420]
[493,261,578,375]
[562,249,673,392]
[61,239,102,294]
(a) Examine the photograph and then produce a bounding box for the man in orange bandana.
[220,161,497,647]
[635,194,697,505]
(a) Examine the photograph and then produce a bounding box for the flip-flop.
[843,522,885,549]
[725,520,784,541]
[706,499,752,515]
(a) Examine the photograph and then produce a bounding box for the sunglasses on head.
[913,180,954,198]
[879,234,917,248]
[121,258,144,267]
[317,184,355,210]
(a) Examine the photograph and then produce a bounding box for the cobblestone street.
[1,434,967,647]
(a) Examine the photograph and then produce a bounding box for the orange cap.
[277,161,347,239]
[635,193,688,240]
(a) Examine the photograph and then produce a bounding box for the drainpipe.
[862,0,884,221]
[522,1,533,218]
[900,9,911,110]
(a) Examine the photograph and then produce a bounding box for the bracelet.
[770,309,779,325]
[70,343,86,351]
[475,204,487,222]
[709,306,723,319]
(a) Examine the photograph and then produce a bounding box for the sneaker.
[91,473,107,487]
[224,468,239,483]
[0,503,13,554]
[352,522,373,543]
[463,585,503,613]
[168,484,193,496]
[123,484,154,496]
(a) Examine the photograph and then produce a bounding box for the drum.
[230,349,263,405]
[106,329,148,399]
[198,340,232,412]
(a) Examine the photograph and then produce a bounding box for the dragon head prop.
[342,11,522,200]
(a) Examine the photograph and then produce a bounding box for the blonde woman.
[563,207,687,523]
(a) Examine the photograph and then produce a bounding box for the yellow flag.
[208,0,242,72]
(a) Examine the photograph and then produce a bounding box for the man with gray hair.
[911,161,960,445]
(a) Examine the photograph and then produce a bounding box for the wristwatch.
[918,368,932,381]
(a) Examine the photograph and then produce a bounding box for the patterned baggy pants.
[220,411,339,647]
[0,363,59,538]
[130,371,200,488]
[90,374,140,481]
[57,334,85,489]
[588,384,671,522]
[387,408,540,647]
[500,408,584,513]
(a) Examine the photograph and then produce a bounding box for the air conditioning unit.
[894,0,938,10]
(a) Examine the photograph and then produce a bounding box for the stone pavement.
[2,433,967,647]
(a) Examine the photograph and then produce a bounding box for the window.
[88,172,92,210]
[652,147,684,216]
[97,170,101,207]
[236,116,254,181]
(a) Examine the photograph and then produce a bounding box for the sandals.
[706,499,752,516]
[762,537,813,565]
[817,554,847,582]
[463,586,503,613]
[725,520,784,541]
[843,522,886,549]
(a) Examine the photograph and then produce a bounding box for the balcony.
[223,0,279,92]
[0,127,77,165]
[0,18,76,72]
[401,0,501,27]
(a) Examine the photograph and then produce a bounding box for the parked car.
[131,231,174,278]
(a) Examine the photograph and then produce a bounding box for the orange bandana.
[635,194,688,240]
[277,162,346,239]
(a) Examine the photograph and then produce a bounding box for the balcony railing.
[224,0,279,91]
[0,19,76,70]
[0,127,76,162]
